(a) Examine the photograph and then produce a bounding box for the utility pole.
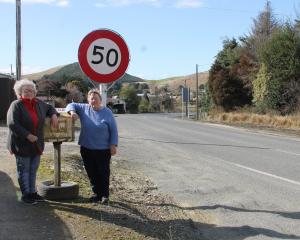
[16,0,21,80]
[196,64,199,120]
[184,80,188,117]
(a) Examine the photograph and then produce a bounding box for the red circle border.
[78,29,130,83]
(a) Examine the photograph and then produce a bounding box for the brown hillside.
[23,65,64,81]
[147,71,209,93]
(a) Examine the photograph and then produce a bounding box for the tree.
[246,0,279,58]
[236,1,279,100]
[252,63,271,112]
[258,24,300,113]
[208,39,251,111]
[66,79,88,93]
[161,94,174,112]
[65,89,84,103]
[199,84,212,113]
[120,85,140,113]
[138,98,150,113]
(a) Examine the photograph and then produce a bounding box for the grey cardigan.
[7,99,57,157]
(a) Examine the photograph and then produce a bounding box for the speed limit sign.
[78,29,130,83]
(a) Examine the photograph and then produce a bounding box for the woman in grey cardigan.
[7,79,58,204]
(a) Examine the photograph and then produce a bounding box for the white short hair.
[13,79,37,97]
[88,89,102,100]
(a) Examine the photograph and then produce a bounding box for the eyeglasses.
[22,88,35,93]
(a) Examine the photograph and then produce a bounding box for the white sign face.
[87,38,122,75]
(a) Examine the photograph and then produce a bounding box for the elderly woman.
[7,79,58,204]
[66,89,118,204]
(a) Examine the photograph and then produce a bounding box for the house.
[0,73,16,122]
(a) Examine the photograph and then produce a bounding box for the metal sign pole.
[99,83,107,107]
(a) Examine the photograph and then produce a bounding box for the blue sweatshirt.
[66,103,118,150]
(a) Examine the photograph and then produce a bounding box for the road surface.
[116,113,300,240]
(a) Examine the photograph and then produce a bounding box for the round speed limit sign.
[78,29,130,83]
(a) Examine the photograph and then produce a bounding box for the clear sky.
[0,0,299,80]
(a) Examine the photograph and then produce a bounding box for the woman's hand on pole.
[70,111,79,121]
[50,114,59,130]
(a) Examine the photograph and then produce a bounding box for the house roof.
[0,73,15,80]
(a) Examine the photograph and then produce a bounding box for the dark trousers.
[80,146,111,198]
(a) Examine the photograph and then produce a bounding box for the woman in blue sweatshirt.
[66,89,118,204]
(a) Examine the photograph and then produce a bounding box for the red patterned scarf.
[21,97,38,132]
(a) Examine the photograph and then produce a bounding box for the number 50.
[91,45,119,67]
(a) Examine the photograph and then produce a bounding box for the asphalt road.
[116,113,300,240]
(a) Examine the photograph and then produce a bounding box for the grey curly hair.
[13,79,37,97]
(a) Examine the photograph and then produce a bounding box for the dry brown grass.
[207,110,300,130]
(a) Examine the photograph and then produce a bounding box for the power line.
[198,6,292,18]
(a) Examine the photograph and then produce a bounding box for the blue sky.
[0,0,299,80]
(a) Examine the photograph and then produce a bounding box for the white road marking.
[203,154,300,186]
[275,149,300,156]
[230,162,300,186]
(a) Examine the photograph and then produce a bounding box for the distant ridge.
[25,62,145,85]
[24,62,209,93]
[147,72,209,92]
[23,65,64,81]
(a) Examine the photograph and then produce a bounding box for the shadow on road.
[197,204,300,221]
[48,199,300,240]
[0,170,72,240]
[125,198,300,221]
[119,200,300,239]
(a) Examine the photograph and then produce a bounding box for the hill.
[24,62,209,94]
[23,65,64,81]
[147,72,209,93]
[25,62,145,86]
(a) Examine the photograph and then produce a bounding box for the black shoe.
[101,197,109,205]
[89,194,101,203]
[30,192,45,202]
[21,195,37,205]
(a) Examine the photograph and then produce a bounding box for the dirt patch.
[38,151,208,240]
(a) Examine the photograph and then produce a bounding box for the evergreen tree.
[237,0,279,100]
[247,0,278,58]
[258,24,300,113]
[208,39,251,111]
